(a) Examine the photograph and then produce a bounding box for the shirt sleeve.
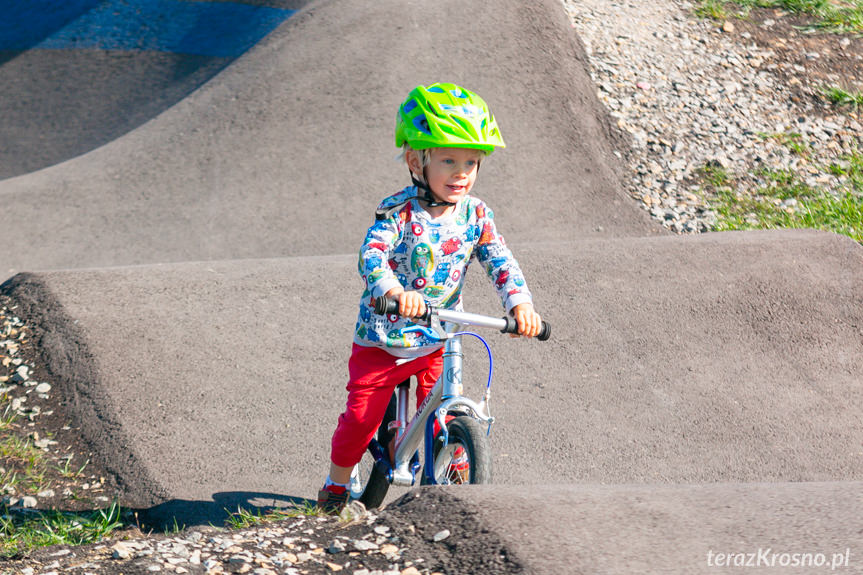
[358,216,403,299]
[473,204,533,313]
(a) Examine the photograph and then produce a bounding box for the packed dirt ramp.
[1,0,862,572]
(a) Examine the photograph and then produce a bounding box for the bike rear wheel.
[430,415,492,485]
[352,449,389,509]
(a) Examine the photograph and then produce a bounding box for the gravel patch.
[2,502,452,575]
[1,297,120,515]
[563,0,862,233]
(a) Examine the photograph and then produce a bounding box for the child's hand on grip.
[384,287,426,318]
[512,302,542,338]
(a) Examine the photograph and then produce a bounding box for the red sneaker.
[316,484,349,514]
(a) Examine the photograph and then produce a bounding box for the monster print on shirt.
[354,186,533,357]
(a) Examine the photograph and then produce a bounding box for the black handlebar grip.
[374,296,431,320]
[501,316,519,335]
[500,317,552,341]
[537,321,551,341]
[374,297,400,316]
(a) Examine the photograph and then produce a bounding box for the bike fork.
[389,381,411,445]
[423,407,439,484]
[389,377,448,486]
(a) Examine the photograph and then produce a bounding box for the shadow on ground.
[0,0,307,181]
[136,492,311,531]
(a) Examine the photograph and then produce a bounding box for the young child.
[317,82,543,513]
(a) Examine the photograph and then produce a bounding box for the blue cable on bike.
[451,332,493,392]
[403,325,495,436]
[401,326,495,390]
[452,331,494,436]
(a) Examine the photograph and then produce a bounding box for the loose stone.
[432,530,450,542]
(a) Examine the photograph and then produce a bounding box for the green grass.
[56,456,89,480]
[0,435,48,496]
[711,186,863,242]
[828,149,863,190]
[224,501,323,530]
[695,0,729,19]
[700,162,732,187]
[759,132,811,156]
[700,142,863,243]
[0,428,128,558]
[822,86,863,112]
[0,393,127,558]
[0,502,125,558]
[694,0,863,33]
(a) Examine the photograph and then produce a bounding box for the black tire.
[353,392,397,509]
[428,416,492,485]
[355,450,390,509]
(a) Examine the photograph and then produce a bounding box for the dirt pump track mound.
[2,0,863,571]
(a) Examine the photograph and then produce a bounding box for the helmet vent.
[451,115,476,138]
[413,114,431,135]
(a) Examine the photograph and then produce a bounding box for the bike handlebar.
[374,297,551,341]
[375,296,425,319]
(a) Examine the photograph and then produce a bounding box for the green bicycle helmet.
[395,83,505,153]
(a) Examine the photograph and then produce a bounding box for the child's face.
[410,147,482,206]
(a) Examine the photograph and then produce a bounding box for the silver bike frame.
[389,308,506,486]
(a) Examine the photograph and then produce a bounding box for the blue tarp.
[0,0,295,57]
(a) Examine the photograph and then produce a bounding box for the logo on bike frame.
[446,367,462,389]
[446,367,462,395]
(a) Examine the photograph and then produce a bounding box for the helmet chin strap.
[415,160,481,206]
[374,169,454,221]
[410,172,455,208]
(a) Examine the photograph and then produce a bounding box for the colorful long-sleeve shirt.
[354,186,532,358]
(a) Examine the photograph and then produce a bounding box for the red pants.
[330,343,443,468]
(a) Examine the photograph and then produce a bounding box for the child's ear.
[405,149,422,177]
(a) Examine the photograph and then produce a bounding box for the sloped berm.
[0,0,656,279]
[3,229,862,532]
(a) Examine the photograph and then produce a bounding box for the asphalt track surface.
[2,0,862,572]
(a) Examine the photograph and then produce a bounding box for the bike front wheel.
[430,416,492,485]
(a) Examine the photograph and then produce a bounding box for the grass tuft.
[759,131,811,156]
[224,502,323,530]
[695,0,729,19]
[0,435,48,495]
[0,406,16,431]
[56,456,89,480]
[0,501,125,558]
[700,144,863,243]
[822,86,863,112]
[693,0,863,33]
[698,162,732,187]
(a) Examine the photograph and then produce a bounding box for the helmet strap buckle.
[411,172,455,209]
